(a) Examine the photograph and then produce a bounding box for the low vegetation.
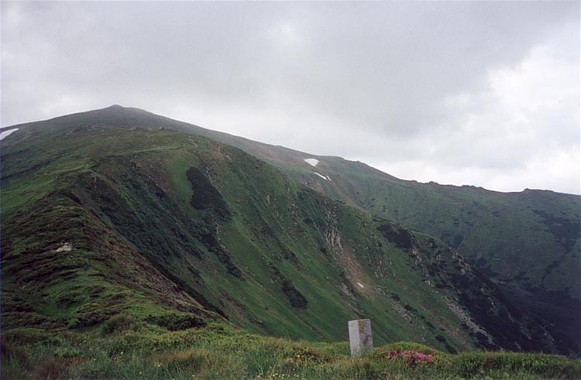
[3,321,580,379]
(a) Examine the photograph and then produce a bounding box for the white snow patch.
[304,158,319,167]
[357,282,365,289]
[55,242,73,252]
[0,128,19,141]
[313,172,331,181]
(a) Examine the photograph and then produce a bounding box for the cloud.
[1,1,579,194]
[369,20,580,193]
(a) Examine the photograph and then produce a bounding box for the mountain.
[172,111,581,355]
[1,105,578,356]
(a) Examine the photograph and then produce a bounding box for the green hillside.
[1,106,579,378]
[118,105,577,311]
[176,111,581,356]
[243,156,581,355]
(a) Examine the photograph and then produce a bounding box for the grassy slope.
[28,105,578,301]
[266,157,581,355]
[2,121,476,350]
[195,127,580,301]
[0,106,578,380]
[180,115,581,356]
[0,108,560,354]
[115,103,577,300]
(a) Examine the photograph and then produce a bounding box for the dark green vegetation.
[1,105,580,378]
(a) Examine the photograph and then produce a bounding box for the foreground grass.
[2,318,580,379]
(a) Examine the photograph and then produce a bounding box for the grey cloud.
[1,1,579,193]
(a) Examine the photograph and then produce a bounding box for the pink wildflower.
[385,350,435,365]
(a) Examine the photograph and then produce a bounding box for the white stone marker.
[348,319,373,357]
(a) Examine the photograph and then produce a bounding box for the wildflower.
[385,350,435,366]
[386,350,399,359]
[415,352,434,363]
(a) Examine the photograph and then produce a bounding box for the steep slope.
[188,122,580,302]
[80,105,580,354]
[240,152,581,355]
[162,111,580,356]
[73,106,577,305]
[0,106,563,355]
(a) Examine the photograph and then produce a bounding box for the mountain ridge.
[1,105,579,356]
[3,104,572,195]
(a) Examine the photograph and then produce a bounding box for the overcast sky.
[2,1,579,194]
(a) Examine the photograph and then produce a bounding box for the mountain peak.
[93,104,157,120]
[102,104,144,113]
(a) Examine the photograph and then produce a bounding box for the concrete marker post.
[348,319,373,357]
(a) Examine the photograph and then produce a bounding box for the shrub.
[146,313,206,331]
[102,313,140,334]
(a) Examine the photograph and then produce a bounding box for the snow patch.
[55,242,73,252]
[314,172,331,181]
[357,282,365,289]
[304,158,319,167]
[0,128,19,141]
